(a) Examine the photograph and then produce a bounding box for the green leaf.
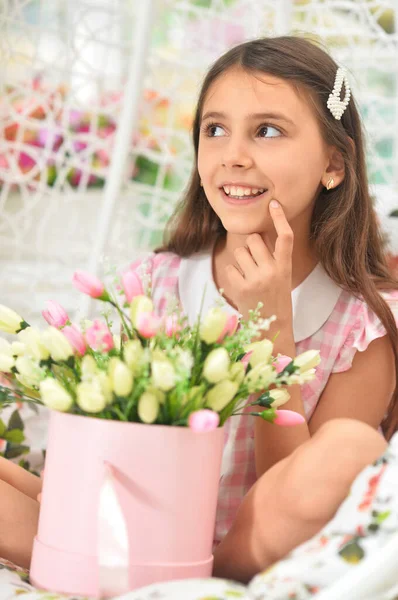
[4,429,25,444]
[0,419,6,437]
[8,409,24,431]
[375,510,391,524]
[5,444,30,459]
[338,539,365,563]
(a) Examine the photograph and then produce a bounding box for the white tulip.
[0,340,14,372]
[268,388,291,408]
[111,360,134,397]
[138,392,159,423]
[293,350,321,373]
[81,355,98,380]
[18,327,50,361]
[123,339,144,372]
[249,339,273,368]
[229,362,246,384]
[245,363,276,393]
[15,356,45,386]
[203,348,230,383]
[11,341,26,357]
[42,327,74,361]
[0,354,14,373]
[206,380,239,412]
[97,371,113,405]
[199,307,228,345]
[76,380,107,413]
[0,339,12,356]
[39,378,73,412]
[0,304,25,334]
[151,359,176,391]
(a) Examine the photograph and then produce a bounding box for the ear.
[322,146,345,189]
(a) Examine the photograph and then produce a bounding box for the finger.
[226,263,245,288]
[233,246,258,278]
[245,233,273,266]
[269,200,294,267]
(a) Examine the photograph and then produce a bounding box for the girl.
[138,34,398,545]
[0,35,398,579]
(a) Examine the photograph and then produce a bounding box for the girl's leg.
[0,479,39,569]
[0,457,42,569]
[0,456,42,500]
[213,419,388,583]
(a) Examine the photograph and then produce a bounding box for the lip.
[220,187,268,205]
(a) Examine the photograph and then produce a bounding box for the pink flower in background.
[18,151,36,173]
[63,325,87,356]
[188,409,220,432]
[122,270,144,303]
[42,300,69,328]
[85,320,114,352]
[217,314,239,342]
[164,315,181,337]
[273,355,293,374]
[135,312,161,339]
[36,129,63,151]
[274,410,305,427]
[72,270,105,298]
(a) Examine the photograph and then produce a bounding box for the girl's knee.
[313,418,387,460]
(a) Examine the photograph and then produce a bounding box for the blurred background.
[1,0,397,325]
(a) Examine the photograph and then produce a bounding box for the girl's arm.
[254,328,310,477]
[308,334,395,432]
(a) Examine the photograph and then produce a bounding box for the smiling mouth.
[220,187,268,202]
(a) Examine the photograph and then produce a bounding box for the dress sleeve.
[331,299,389,374]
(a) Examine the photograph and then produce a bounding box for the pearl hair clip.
[327,67,351,120]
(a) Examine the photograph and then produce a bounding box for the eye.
[257,125,282,138]
[202,122,225,137]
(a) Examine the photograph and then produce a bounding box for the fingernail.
[270,200,280,208]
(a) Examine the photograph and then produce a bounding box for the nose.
[221,137,254,169]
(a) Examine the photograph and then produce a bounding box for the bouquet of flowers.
[0,265,320,433]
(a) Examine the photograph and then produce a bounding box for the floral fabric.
[0,433,397,599]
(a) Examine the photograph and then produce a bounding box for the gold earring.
[326,177,334,190]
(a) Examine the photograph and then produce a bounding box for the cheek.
[270,145,325,198]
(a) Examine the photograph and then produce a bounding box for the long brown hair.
[156,36,398,438]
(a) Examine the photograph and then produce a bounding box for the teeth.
[222,186,265,197]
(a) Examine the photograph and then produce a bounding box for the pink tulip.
[188,409,220,433]
[85,320,114,352]
[122,270,144,303]
[241,351,253,371]
[42,300,69,328]
[135,312,161,339]
[274,410,306,427]
[217,314,239,342]
[164,315,181,337]
[63,325,87,356]
[72,270,105,299]
[273,355,293,374]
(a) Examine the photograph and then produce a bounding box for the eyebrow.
[201,110,295,126]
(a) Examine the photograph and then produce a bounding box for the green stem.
[109,298,133,340]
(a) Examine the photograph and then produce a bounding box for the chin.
[220,215,269,236]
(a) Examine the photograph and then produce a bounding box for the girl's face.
[198,68,333,236]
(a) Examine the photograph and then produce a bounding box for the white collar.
[178,251,342,343]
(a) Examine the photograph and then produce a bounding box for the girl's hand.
[226,200,294,331]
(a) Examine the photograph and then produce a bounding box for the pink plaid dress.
[129,250,398,544]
